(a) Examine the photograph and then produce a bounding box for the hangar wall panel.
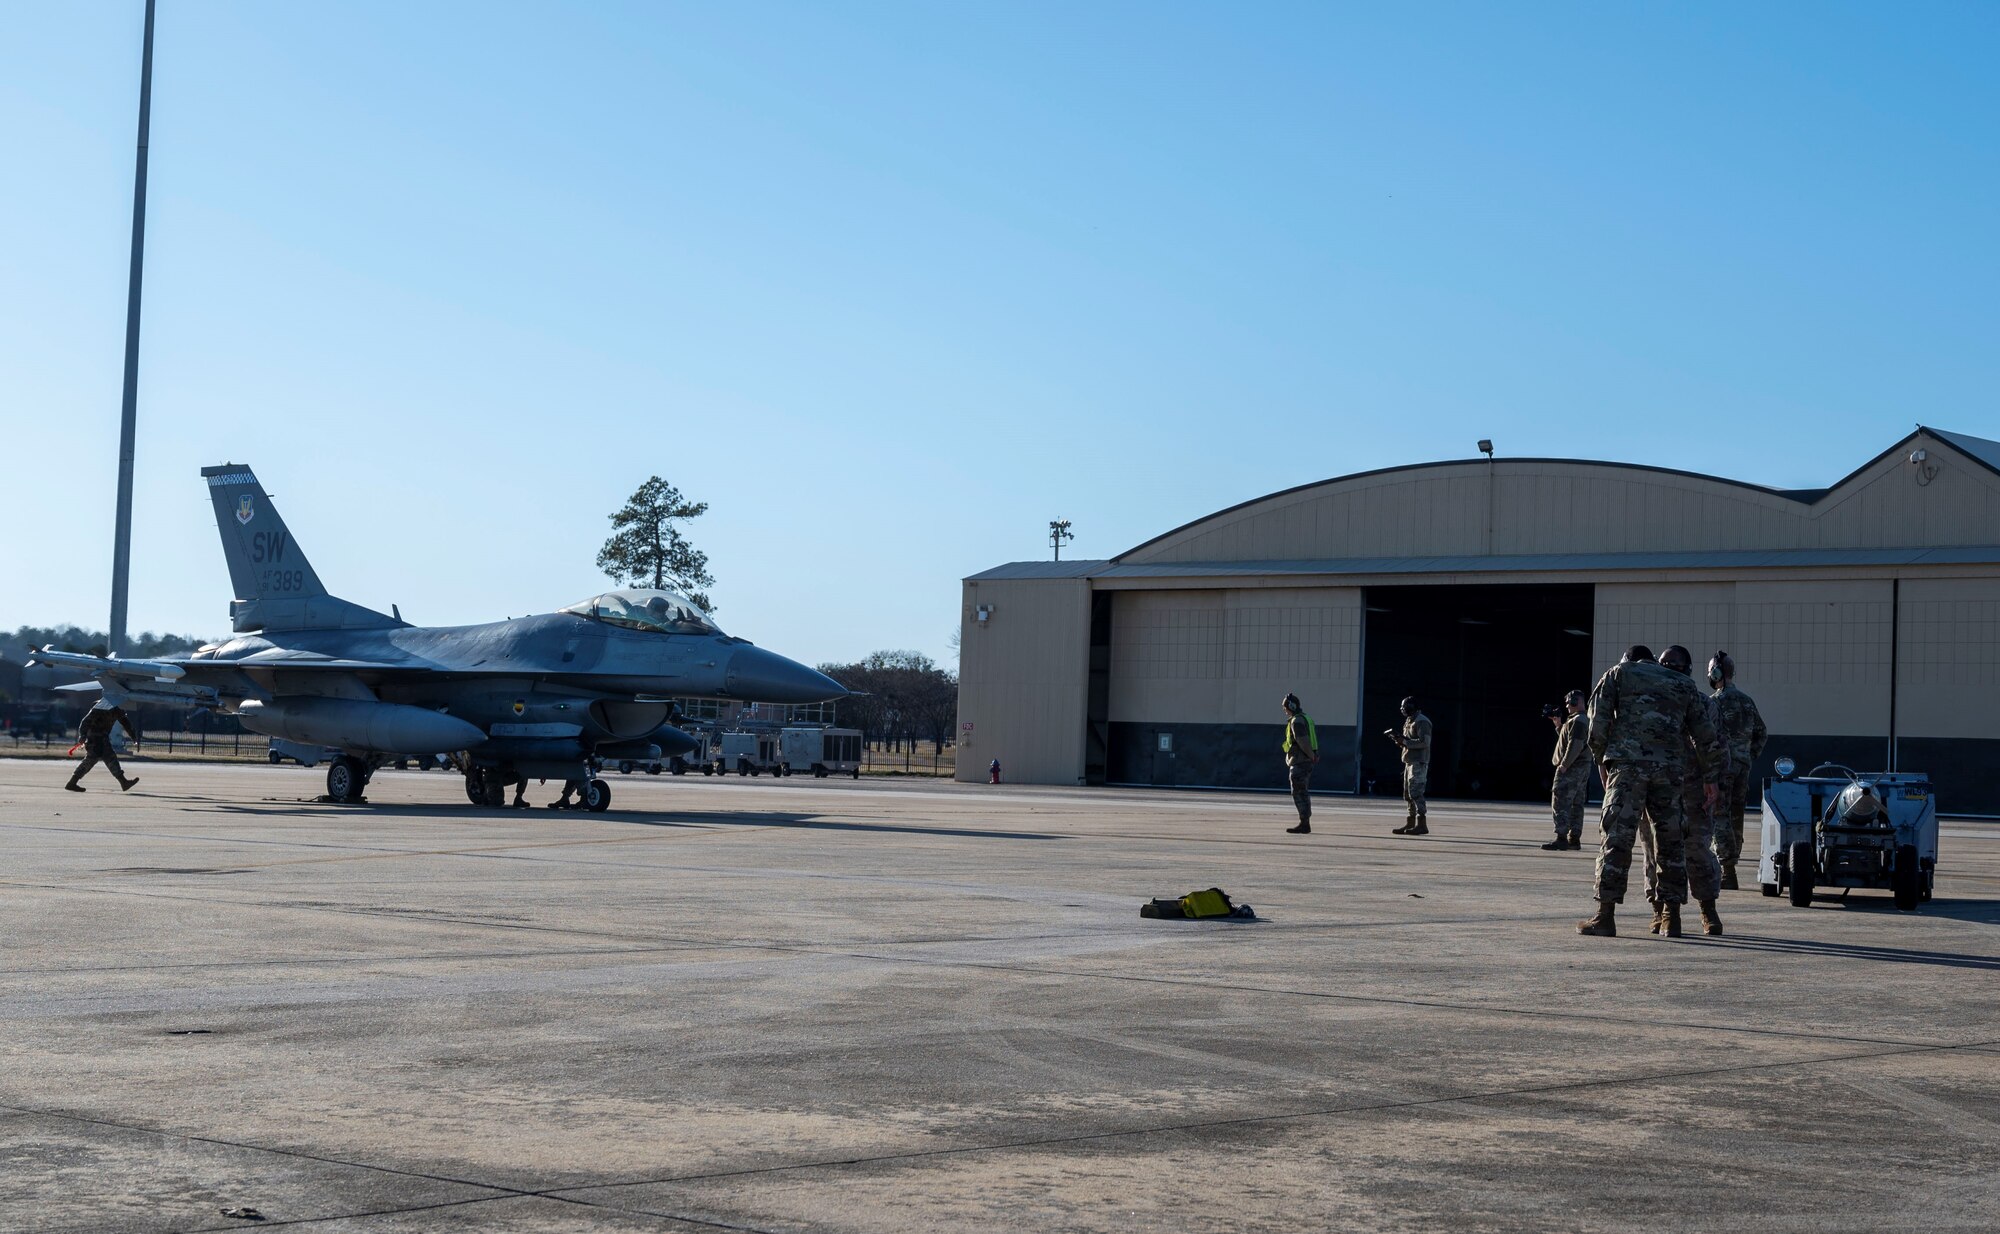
[1732,579,1893,739]
[1104,587,1361,790]
[1896,577,2000,738]
[1592,579,1891,740]
[1108,588,1360,725]
[1591,582,1738,682]
[956,578,1090,785]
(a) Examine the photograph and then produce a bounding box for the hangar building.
[956,426,2000,814]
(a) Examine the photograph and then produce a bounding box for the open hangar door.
[1360,584,1594,802]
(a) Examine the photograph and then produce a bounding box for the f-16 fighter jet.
[30,465,847,811]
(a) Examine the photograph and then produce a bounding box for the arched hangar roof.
[1110,426,2000,568]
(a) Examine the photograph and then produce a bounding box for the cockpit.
[561,589,720,636]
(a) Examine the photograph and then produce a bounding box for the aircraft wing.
[27,646,221,708]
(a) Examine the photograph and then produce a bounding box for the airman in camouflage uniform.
[1281,692,1318,835]
[1389,697,1432,835]
[1706,651,1768,889]
[1641,647,1724,935]
[1542,690,1589,850]
[1576,645,1717,938]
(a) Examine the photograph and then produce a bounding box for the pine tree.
[596,477,717,612]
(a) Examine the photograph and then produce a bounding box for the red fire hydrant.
[989,759,1002,784]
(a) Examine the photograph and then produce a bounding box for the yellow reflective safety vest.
[1283,713,1317,756]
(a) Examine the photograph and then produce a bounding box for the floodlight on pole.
[1478,439,1496,553]
[1049,518,1074,561]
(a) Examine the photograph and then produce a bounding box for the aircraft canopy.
[562,589,719,636]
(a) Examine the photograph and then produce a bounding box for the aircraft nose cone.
[724,645,848,704]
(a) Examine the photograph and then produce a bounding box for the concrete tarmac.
[2,758,1996,1232]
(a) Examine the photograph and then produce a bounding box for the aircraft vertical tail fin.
[201,464,397,633]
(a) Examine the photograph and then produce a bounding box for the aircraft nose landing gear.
[583,778,611,812]
[326,756,368,804]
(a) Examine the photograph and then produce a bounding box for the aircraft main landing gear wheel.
[465,768,490,806]
[327,757,366,804]
[584,778,611,812]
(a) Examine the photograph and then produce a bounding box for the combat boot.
[118,776,139,792]
[1575,901,1616,937]
[1285,823,1310,835]
[1541,837,1567,851]
[1392,815,1415,835]
[1698,899,1723,936]
[64,779,86,793]
[1662,902,1683,938]
[1720,863,1739,891]
[1647,896,1666,935]
[1411,818,1429,835]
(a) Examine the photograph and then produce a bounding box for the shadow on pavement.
[200,800,1064,841]
[1703,933,2000,971]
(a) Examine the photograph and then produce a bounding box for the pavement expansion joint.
[548,1036,2000,1198]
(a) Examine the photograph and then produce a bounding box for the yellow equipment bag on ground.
[1179,888,1234,918]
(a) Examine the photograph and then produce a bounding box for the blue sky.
[3,2,1995,666]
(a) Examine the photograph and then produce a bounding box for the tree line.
[817,651,958,754]
[7,625,206,659]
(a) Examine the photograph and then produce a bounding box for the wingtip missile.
[27,645,186,682]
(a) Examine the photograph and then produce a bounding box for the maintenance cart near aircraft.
[1759,758,1938,910]
[781,726,863,778]
[30,464,847,813]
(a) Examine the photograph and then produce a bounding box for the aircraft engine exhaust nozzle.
[723,646,848,704]
[239,697,487,754]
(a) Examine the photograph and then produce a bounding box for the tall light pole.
[1049,518,1074,561]
[108,0,157,656]
[1477,439,1495,556]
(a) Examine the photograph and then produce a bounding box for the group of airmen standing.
[1571,646,1767,938]
[1279,645,1767,940]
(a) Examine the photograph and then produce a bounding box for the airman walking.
[65,703,141,793]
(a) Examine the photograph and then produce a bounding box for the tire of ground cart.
[1893,844,1922,911]
[850,767,860,779]
[1787,841,1815,908]
[618,761,634,775]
